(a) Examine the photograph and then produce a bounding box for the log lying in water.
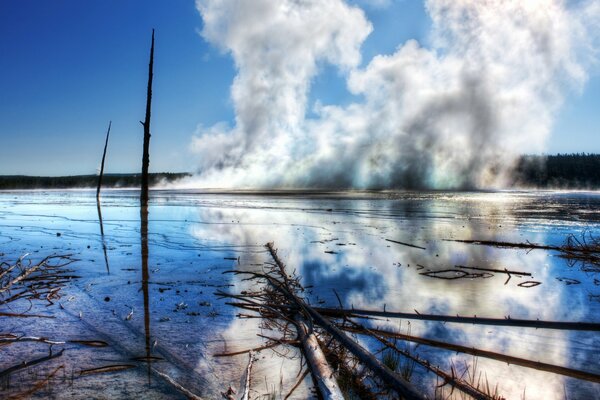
[311,307,600,331]
[444,239,561,251]
[295,317,344,400]
[264,243,424,400]
[343,324,600,384]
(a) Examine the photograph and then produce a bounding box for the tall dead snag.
[140,29,154,206]
[96,121,111,199]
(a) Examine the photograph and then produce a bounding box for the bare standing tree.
[96,121,111,199]
[140,29,154,206]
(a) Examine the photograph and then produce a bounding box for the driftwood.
[455,265,531,276]
[295,317,344,400]
[355,321,493,400]
[0,349,64,379]
[264,243,424,400]
[344,324,600,384]
[284,368,310,400]
[448,235,600,268]
[79,364,136,376]
[140,29,154,206]
[0,336,65,346]
[0,258,48,295]
[445,239,560,251]
[386,238,426,250]
[0,312,54,318]
[298,296,423,399]
[311,307,600,331]
[239,351,254,400]
[221,245,425,398]
[96,120,111,199]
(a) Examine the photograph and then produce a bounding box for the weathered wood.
[361,323,492,400]
[295,317,344,400]
[96,121,111,199]
[0,349,64,379]
[265,244,424,400]
[446,239,561,251]
[141,30,154,206]
[300,301,424,399]
[0,257,49,294]
[385,238,426,250]
[456,265,531,276]
[311,307,600,331]
[240,351,254,400]
[344,325,600,384]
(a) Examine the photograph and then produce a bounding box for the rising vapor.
[189,0,599,189]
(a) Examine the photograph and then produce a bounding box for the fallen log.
[265,244,424,400]
[356,322,493,400]
[343,325,600,384]
[445,239,560,251]
[295,317,344,400]
[385,239,426,250]
[311,307,600,331]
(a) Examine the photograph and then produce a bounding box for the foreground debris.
[217,243,513,399]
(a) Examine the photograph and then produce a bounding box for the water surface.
[1,190,599,399]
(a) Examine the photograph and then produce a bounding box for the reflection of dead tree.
[96,201,110,274]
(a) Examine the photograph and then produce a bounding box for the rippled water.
[1,190,599,399]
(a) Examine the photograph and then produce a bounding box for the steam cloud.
[190,0,599,189]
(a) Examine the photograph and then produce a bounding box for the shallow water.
[1,189,599,399]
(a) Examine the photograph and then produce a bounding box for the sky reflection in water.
[0,190,599,399]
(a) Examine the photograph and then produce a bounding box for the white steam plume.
[190,0,599,189]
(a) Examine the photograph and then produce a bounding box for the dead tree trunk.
[96,121,111,199]
[140,29,154,206]
[295,316,344,400]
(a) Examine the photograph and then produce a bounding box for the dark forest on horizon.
[512,153,600,189]
[0,172,189,190]
[0,154,599,190]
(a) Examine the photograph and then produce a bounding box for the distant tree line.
[512,153,600,188]
[2,154,599,190]
[0,173,190,190]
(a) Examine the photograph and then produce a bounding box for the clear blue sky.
[0,0,598,176]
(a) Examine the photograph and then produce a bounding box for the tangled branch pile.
[1,254,76,313]
[217,243,505,400]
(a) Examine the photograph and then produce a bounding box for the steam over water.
[187,0,600,190]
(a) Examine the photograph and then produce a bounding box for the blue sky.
[0,0,598,176]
